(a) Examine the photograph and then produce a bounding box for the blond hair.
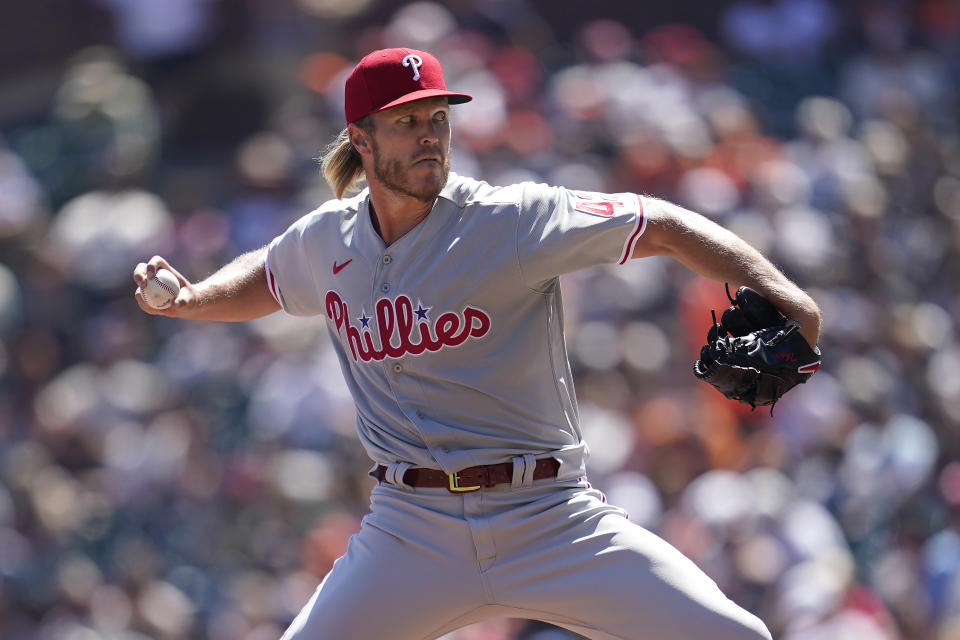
[320,117,372,199]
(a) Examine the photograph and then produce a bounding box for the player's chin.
[411,164,448,196]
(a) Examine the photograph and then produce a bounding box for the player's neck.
[367,184,433,246]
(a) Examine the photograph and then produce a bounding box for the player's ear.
[348,123,373,157]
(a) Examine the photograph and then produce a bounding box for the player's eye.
[398,115,414,125]
[434,111,447,121]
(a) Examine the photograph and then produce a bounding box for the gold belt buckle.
[448,472,482,492]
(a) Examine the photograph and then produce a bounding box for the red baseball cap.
[344,48,472,124]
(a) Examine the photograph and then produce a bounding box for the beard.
[371,143,450,203]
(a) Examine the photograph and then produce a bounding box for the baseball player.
[135,48,821,639]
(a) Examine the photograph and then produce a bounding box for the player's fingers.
[145,255,173,280]
[133,262,151,287]
[147,255,190,287]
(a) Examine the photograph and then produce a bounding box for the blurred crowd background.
[1,0,959,638]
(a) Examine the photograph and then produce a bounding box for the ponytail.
[320,117,372,199]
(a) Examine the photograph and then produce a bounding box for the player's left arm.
[631,195,821,346]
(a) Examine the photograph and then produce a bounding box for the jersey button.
[382,255,392,264]
[381,283,391,293]
[393,363,403,373]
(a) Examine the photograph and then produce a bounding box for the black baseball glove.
[693,285,821,411]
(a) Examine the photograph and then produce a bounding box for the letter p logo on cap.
[402,54,423,81]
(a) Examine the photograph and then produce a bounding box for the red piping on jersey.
[617,194,646,265]
[265,255,282,305]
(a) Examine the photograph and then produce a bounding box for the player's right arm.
[133,246,281,321]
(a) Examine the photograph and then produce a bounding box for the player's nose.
[415,120,441,146]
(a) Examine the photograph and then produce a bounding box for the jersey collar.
[356,177,461,256]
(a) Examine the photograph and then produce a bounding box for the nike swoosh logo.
[333,259,352,275]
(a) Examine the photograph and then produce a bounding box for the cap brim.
[371,89,473,117]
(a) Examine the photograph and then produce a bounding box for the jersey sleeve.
[265,214,325,316]
[515,183,646,289]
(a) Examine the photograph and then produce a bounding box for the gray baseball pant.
[281,472,772,640]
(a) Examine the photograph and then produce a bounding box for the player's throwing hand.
[133,256,197,317]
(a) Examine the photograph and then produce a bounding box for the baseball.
[142,268,181,309]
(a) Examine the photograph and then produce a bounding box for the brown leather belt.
[375,458,560,492]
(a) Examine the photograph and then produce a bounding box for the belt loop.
[510,456,525,488]
[521,454,536,487]
[385,462,413,491]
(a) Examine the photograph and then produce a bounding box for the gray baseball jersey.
[265,173,645,476]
